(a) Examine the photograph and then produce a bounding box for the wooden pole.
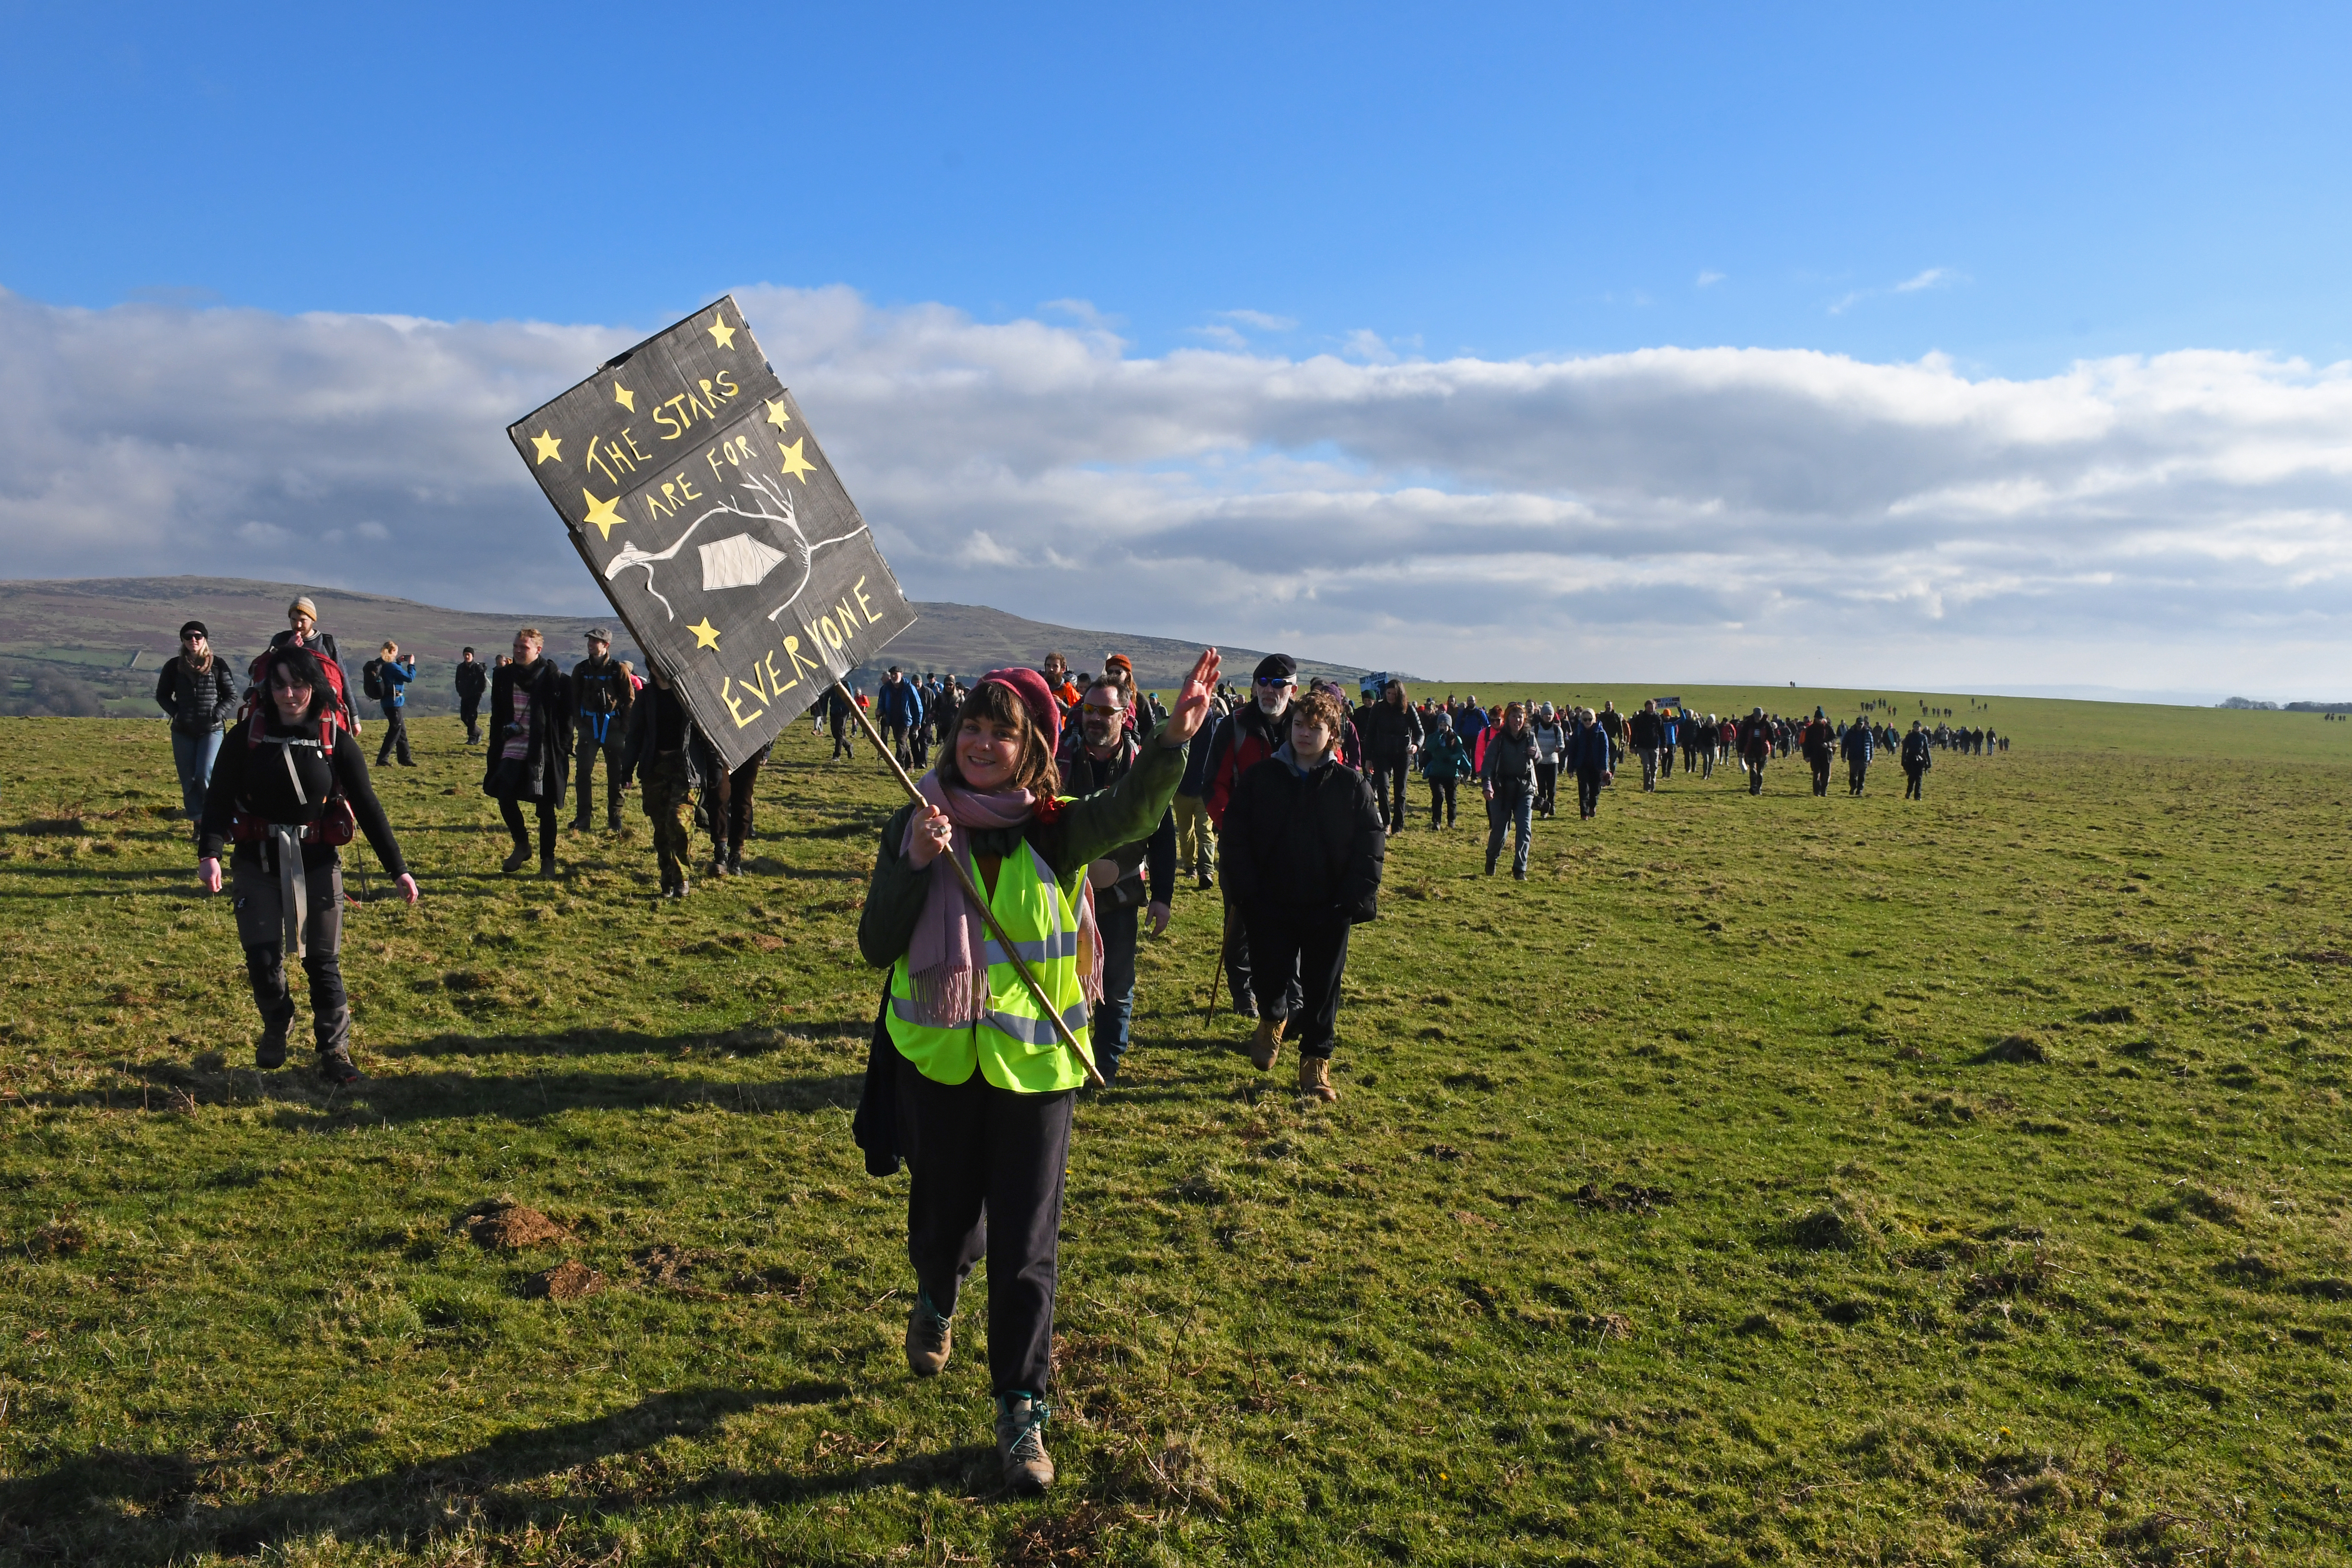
[835,681,1104,1088]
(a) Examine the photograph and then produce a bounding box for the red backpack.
[229,651,357,848]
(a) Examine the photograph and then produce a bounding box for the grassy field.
[1,694,2347,1565]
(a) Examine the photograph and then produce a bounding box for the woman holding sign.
[858,648,1220,1494]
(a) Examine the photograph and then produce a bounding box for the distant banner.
[507,295,915,770]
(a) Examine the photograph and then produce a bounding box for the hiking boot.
[1250,1015,1282,1072]
[905,1291,953,1377]
[673,877,691,898]
[501,842,531,874]
[710,852,729,879]
[539,847,558,877]
[1195,870,1214,890]
[725,846,744,877]
[569,815,593,833]
[255,1014,290,1070]
[1232,991,1257,1021]
[995,1392,1055,1494]
[318,1050,362,1086]
[1299,1054,1337,1103]
[1514,869,1527,882]
[607,808,624,833]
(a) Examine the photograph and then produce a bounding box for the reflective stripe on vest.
[887,841,1093,1093]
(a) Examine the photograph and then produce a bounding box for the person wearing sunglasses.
[1202,654,1302,1029]
[1054,676,1177,1085]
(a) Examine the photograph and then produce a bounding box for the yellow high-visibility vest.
[888,842,1094,1092]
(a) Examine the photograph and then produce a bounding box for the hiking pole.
[1201,902,1232,1025]
[835,681,1105,1089]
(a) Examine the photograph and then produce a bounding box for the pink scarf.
[900,770,1101,1026]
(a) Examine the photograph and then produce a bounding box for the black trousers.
[1371,757,1410,831]
[499,795,558,852]
[1747,757,1766,795]
[1534,761,1558,816]
[375,702,410,766]
[459,696,482,745]
[1426,775,1458,827]
[1905,764,1925,800]
[896,1057,1072,1396]
[707,752,765,853]
[1577,766,1604,818]
[1223,887,1301,1019]
[231,846,349,1055]
[830,712,855,758]
[1244,912,1349,1056]
[1848,759,1867,795]
[1810,756,1831,795]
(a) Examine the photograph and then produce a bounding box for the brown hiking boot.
[905,1291,952,1377]
[995,1392,1055,1493]
[1249,1015,1282,1072]
[1299,1054,1337,1102]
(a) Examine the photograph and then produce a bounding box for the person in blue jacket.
[1840,715,1875,795]
[877,665,927,768]
[372,641,416,768]
[1417,710,1473,828]
[1454,694,1487,758]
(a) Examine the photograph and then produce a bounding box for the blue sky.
[5,2,2352,693]
[6,1,2348,373]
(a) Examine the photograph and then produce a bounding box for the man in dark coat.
[1629,700,1664,791]
[1840,715,1874,795]
[1802,707,1835,796]
[1204,653,1300,1023]
[482,628,572,875]
[453,648,488,745]
[1220,688,1383,1102]
[1738,708,1772,795]
[1355,679,1424,836]
[619,663,706,896]
[1901,721,1933,800]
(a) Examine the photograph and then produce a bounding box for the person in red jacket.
[1203,653,1299,1025]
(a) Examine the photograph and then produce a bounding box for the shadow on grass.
[0,1384,893,1566]
[35,1047,866,1125]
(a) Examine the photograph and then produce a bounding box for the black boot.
[501,836,531,873]
[255,1010,291,1070]
[316,1004,359,1084]
[710,848,729,879]
[540,843,558,877]
[726,844,744,877]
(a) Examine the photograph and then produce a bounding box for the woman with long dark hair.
[858,650,1220,1493]
[198,645,418,1083]
[156,619,237,824]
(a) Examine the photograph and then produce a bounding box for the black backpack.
[361,659,384,701]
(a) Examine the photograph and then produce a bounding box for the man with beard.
[1056,677,1176,1085]
[1204,654,1302,1026]
[1802,707,1835,797]
[1355,678,1424,835]
[570,629,633,833]
[485,629,573,875]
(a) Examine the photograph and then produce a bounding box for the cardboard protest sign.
[507,295,915,770]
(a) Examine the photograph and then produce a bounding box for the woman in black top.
[199,645,417,1083]
[481,628,574,876]
[155,619,238,823]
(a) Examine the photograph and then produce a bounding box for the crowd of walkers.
[158,601,2025,1496]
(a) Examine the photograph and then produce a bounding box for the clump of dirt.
[634,1244,707,1285]
[32,1209,88,1257]
[455,1199,567,1250]
[1976,1033,2048,1064]
[526,1260,606,1301]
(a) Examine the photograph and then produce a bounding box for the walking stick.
[836,681,1105,1088]
[1201,906,1228,1024]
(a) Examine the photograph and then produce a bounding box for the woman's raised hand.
[907,802,953,869]
[1162,648,1223,746]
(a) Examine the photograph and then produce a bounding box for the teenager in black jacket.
[1220,689,1385,1102]
[198,645,417,1083]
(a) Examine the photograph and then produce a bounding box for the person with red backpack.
[268,596,356,729]
[198,645,417,1084]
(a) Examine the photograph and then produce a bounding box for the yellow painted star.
[776,437,816,483]
[580,489,623,539]
[530,429,563,465]
[612,380,636,412]
[765,397,791,433]
[688,617,722,651]
[708,312,737,350]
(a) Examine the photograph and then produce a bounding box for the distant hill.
[0,576,1373,716]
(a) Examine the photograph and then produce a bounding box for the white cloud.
[1696,271,1725,288]
[1186,323,1250,350]
[1217,309,1298,332]
[1895,267,1957,293]
[5,283,2352,690]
